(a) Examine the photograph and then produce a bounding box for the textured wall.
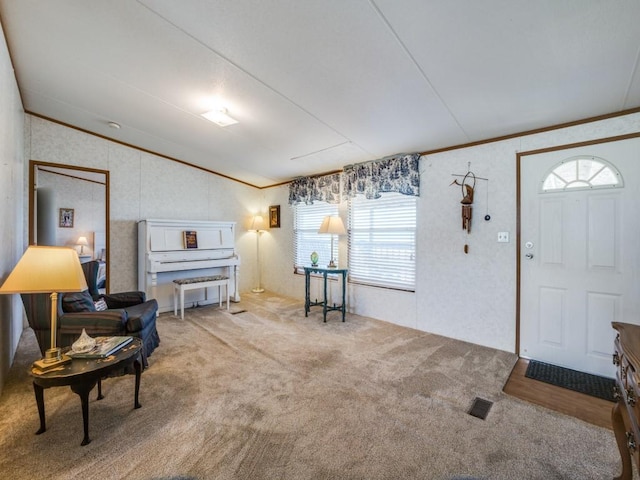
[26,116,261,295]
[0,20,25,393]
[418,115,640,352]
[260,113,640,353]
[22,111,640,355]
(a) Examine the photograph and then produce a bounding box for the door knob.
[525,253,534,259]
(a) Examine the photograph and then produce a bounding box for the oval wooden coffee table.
[29,338,143,446]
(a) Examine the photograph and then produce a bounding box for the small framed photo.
[269,205,281,228]
[59,208,74,228]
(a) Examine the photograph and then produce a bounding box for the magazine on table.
[68,336,133,358]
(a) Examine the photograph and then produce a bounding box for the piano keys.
[138,219,241,313]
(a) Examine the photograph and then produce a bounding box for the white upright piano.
[138,219,241,313]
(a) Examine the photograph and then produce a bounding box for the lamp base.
[33,350,72,372]
[327,259,337,269]
[252,287,265,293]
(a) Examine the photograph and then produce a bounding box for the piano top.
[140,219,236,254]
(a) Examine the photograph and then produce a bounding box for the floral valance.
[343,153,420,199]
[288,173,341,205]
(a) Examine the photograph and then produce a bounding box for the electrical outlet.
[497,232,509,243]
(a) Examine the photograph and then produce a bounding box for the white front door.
[520,137,640,378]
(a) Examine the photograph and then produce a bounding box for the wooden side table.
[611,322,640,480]
[303,266,348,322]
[30,338,143,446]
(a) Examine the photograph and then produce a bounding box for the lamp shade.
[0,246,88,294]
[318,215,346,235]
[249,215,267,232]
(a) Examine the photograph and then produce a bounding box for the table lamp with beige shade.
[0,246,88,370]
[318,215,347,268]
[76,235,89,255]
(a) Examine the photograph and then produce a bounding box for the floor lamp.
[0,246,88,371]
[249,215,267,293]
[318,215,346,268]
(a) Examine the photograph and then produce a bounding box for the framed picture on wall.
[269,205,280,228]
[59,208,74,228]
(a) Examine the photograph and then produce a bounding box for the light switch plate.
[497,232,509,243]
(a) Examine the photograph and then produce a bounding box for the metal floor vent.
[230,310,247,315]
[468,397,493,420]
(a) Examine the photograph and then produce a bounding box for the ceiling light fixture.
[201,108,238,127]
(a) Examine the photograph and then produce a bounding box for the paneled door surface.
[520,137,640,378]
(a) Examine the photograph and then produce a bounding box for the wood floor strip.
[503,358,613,430]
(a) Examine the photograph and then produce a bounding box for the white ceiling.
[1,1,639,188]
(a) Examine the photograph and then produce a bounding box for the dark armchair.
[80,259,106,300]
[21,261,160,367]
[58,291,160,367]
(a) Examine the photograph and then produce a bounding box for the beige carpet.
[0,292,625,479]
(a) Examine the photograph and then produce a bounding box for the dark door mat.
[525,360,615,402]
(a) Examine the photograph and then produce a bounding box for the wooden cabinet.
[612,322,640,480]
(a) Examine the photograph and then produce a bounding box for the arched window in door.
[541,155,623,192]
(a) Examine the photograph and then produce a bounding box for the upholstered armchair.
[80,260,106,300]
[21,261,160,367]
[57,291,160,367]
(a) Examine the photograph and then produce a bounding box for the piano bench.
[173,275,229,320]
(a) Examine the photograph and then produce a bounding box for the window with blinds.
[348,193,416,291]
[293,202,339,272]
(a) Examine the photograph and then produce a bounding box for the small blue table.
[304,266,348,322]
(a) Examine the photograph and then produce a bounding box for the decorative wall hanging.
[451,163,490,253]
[269,205,281,228]
[59,208,74,228]
[451,171,475,233]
